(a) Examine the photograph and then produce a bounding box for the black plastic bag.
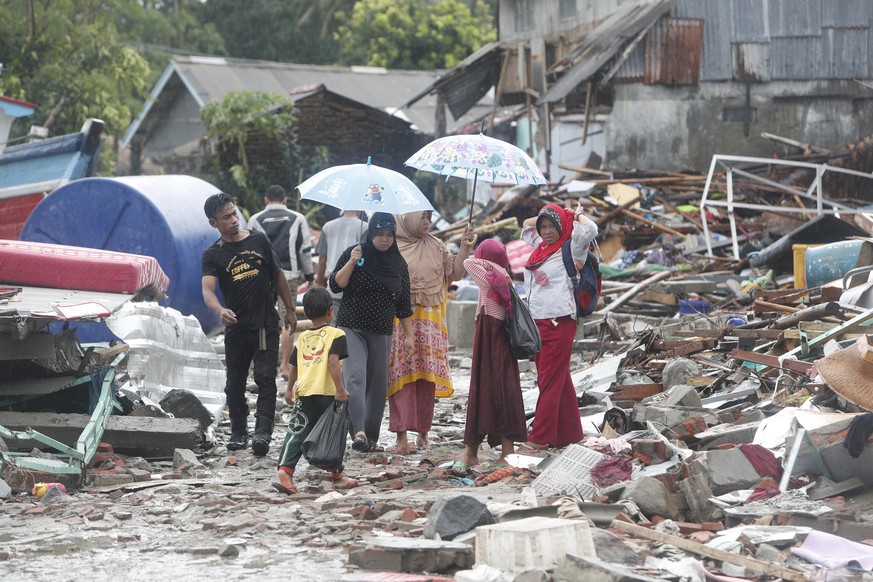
[302,401,349,470]
[504,285,541,359]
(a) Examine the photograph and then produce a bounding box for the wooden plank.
[637,291,678,306]
[730,349,816,375]
[610,519,808,582]
[611,383,662,401]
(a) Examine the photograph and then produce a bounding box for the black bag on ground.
[302,401,350,470]
[504,284,541,359]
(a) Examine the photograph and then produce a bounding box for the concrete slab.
[475,516,595,572]
[348,537,473,574]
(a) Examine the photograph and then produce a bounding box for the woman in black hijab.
[330,213,415,451]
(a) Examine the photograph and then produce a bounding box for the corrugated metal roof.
[731,0,770,42]
[644,18,703,85]
[627,0,872,83]
[433,42,502,121]
[819,28,869,78]
[768,0,820,37]
[672,0,734,81]
[539,0,679,104]
[770,36,818,80]
[821,0,869,27]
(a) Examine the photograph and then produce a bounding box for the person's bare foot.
[461,444,479,468]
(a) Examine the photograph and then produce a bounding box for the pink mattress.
[0,240,169,297]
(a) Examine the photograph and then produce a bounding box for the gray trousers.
[340,326,391,444]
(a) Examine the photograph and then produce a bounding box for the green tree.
[0,0,151,140]
[197,0,355,65]
[200,90,296,213]
[334,0,496,69]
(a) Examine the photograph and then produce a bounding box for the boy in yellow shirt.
[273,287,359,494]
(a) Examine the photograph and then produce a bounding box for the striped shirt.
[464,258,509,321]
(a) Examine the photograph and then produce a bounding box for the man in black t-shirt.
[202,192,295,456]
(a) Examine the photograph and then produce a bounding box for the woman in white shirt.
[520,204,598,450]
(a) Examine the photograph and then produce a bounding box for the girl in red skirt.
[456,239,528,472]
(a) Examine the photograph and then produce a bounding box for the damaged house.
[422,0,873,180]
[120,56,491,179]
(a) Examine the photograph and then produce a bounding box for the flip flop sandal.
[351,434,369,452]
[272,481,298,495]
[450,461,472,477]
[367,443,385,452]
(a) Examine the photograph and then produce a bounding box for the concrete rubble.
[10,142,873,579]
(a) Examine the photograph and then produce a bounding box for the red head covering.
[525,204,575,270]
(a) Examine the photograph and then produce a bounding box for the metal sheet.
[769,0,820,37]
[731,0,770,42]
[539,0,678,104]
[818,28,868,79]
[674,0,734,81]
[770,36,819,80]
[644,18,703,85]
[821,0,869,27]
[733,42,771,82]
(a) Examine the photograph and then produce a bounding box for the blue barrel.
[21,175,232,337]
[804,239,865,288]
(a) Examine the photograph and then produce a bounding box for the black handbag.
[504,284,541,359]
[302,401,350,470]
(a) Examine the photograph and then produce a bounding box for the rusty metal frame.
[699,154,873,260]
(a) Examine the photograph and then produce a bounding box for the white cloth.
[316,215,367,298]
[521,220,598,320]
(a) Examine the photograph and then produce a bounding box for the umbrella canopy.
[405,133,546,186]
[297,157,435,215]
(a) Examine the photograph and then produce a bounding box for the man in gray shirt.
[314,210,368,319]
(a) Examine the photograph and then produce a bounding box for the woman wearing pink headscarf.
[455,239,528,472]
[521,203,598,450]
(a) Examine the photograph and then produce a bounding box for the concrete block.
[424,495,493,541]
[475,517,595,572]
[554,553,663,582]
[697,421,761,449]
[620,476,680,520]
[348,537,473,573]
[447,301,477,350]
[693,448,762,495]
[590,528,641,566]
[678,471,717,521]
[631,439,674,465]
[173,448,203,470]
[663,385,702,408]
[661,358,701,390]
[0,478,10,499]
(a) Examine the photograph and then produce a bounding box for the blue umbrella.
[297,157,435,216]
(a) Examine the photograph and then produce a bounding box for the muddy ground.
[0,355,540,581]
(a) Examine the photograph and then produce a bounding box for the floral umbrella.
[405,133,547,220]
